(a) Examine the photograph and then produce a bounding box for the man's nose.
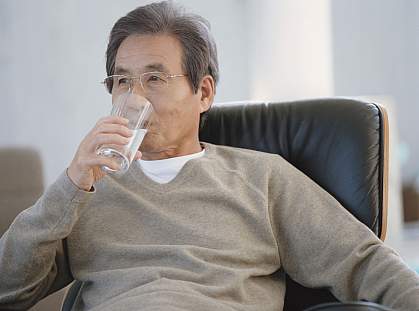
[129,78,147,97]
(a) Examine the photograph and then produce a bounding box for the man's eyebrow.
[144,63,168,72]
[114,63,169,75]
[114,66,131,75]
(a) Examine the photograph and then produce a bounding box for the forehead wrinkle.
[115,62,170,75]
[116,51,168,61]
[115,53,171,75]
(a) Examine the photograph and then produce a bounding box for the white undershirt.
[137,148,205,184]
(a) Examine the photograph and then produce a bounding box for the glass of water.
[96,91,153,176]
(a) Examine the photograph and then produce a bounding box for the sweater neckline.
[127,142,214,192]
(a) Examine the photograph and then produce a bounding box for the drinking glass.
[96,91,153,176]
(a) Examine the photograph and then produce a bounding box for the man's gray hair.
[106,1,219,95]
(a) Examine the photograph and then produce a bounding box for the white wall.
[331,0,419,183]
[246,0,334,101]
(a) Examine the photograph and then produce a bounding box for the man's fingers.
[84,156,120,171]
[89,133,130,153]
[96,116,129,127]
[96,123,134,138]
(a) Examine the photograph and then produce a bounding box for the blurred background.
[1,0,419,310]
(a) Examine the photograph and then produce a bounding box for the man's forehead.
[114,34,183,74]
[116,51,167,62]
[115,61,170,75]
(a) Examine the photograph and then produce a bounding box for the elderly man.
[1,1,418,311]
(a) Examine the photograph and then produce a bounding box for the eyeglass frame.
[101,71,188,95]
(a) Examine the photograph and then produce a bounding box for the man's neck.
[141,139,203,161]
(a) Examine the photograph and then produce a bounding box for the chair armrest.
[303,301,395,311]
[60,281,83,311]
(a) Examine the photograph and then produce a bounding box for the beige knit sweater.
[1,143,418,310]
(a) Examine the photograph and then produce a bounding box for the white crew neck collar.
[136,147,206,184]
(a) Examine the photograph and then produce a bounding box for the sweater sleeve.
[268,156,419,311]
[0,170,95,310]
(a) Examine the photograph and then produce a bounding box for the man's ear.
[198,75,215,113]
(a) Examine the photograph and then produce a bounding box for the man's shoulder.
[202,142,286,170]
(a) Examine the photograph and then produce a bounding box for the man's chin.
[139,144,179,160]
[139,138,162,155]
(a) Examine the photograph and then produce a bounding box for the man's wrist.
[66,168,94,192]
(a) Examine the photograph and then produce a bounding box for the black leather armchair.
[199,98,389,310]
[61,98,389,311]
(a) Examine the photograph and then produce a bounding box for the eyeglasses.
[102,71,187,95]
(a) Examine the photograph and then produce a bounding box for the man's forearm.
[0,170,93,309]
[269,156,419,310]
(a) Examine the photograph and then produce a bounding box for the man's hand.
[67,116,142,191]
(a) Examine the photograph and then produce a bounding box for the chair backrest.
[61,98,389,311]
[0,147,44,235]
[199,98,389,310]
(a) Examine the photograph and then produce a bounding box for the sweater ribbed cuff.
[53,169,96,203]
